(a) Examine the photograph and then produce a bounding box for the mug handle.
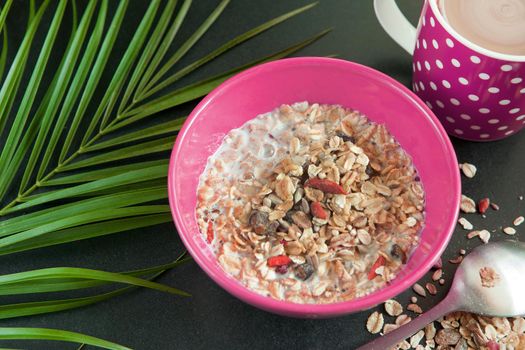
[373,0,417,55]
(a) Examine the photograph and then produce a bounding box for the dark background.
[1,1,524,349]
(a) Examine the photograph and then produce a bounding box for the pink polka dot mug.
[374,0,525,141]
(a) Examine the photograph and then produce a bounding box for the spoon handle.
[355,298,455,350]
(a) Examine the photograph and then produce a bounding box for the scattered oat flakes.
[460,163,477,178]
[458,217,473,230]
[411,296,418,303]
[410,330,425,347]
[384,299,403,317]
[479,229,491,243]
[432,269,443,281]
[503,226,517,235]
[480,266,500,288]
[426,282,437,295]
[460,194,476,213]
[439,278,445,285]
[407,303,423,314]
[413,283,426,297]
[366,311,384,334]
[514,216,524,226]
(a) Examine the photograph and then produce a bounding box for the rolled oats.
[460,195,477,213]
[384,299,403,316]
[458,217,474,230]
[460,163,477,178]
[367,311,384,334]
[503,227,517,235]
[196,102,424,304]
[514,216,525,226]
[413,283,427,297]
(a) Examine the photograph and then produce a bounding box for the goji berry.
[368,255,386,280]
[267,255,292,267]
[206,220,214,243]
[304,178,347,194]
[478,198,490,214]
[310,201,328,219]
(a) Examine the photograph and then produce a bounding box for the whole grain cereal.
[196,102,425,303]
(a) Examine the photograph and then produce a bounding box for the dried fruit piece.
[304,178,347,194]
[460,163,477,178]
[275,265,288,274]
[460,194,476,213]
[480,266,500,288]
[368,255,386,280]
[249,210,269,234]
[490,202,500,210]
[435,329,461,346]
[486,340,499,350]
[267,255,292,267]
[413,283,426,297]
[384,299,403,316]
[206,220,214,243]
[310,201,328,219]
[390,244,407,264]
[294,263,314,281]
[478,198,490,214]
[366,311,384,334]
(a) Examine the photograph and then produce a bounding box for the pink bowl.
[168,57,461,318]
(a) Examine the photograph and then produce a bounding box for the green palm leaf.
[0,0,329,345]
[0,328,130,350]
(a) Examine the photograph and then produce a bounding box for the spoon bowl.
[358,240,525,349]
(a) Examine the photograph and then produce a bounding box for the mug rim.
[428,0,525,62]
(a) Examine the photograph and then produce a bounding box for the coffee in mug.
[438,0,525,56]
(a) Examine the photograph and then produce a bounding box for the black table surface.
[2,1,524,349]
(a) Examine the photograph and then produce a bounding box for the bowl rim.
[168,57,461,317]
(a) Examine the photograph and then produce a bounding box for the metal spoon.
[357,240,525,350]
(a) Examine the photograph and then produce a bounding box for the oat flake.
[366,311,384,334]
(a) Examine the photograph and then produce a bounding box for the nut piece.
[460,163,477,178]
[460,194,476,213]
[413,283,426,297]
[294,263,314,281]
[384,299,403,316]
[366,311,384,334]
[503,227,516,235]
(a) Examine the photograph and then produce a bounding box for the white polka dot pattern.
[411,7,525,141]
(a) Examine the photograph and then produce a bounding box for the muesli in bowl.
[196,102,425,304]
